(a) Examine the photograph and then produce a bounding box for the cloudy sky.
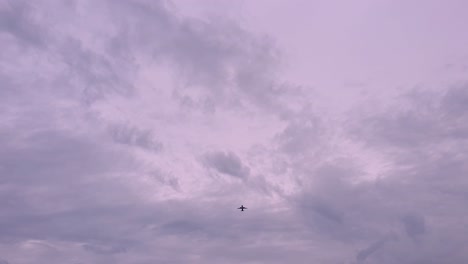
[1,0,468,263]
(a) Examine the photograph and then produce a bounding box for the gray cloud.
[0,1,46,47]
[82,243,127,255]
[276,117,322,155]
[0,127,141,242]
[203,151,250,179]
[0,0,290,261]
[441,84,468,117]
[334,85,468,263]
[108,123,163,152]
[1,0,468,263]
[354,84,468,151]
[356,237,391,262]
[103,0,289,116]
[58,37,136,105]
[149,169,180,191]
[401,213,426,239]
[0,130,122,186]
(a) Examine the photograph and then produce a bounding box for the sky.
[1,0,468,263]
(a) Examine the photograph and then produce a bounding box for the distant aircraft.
[238,205,247,211]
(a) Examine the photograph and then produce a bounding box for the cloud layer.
[1,0,468,263]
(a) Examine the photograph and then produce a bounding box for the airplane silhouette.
[238,205,247,211]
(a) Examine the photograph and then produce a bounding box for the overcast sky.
[1,0,468,263]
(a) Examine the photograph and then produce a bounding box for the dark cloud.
[149,169,180,191]
[356,237,391,262]
[276,118,321,155]
[401,214,426,239]
[0,1,46,47]
[203,151,250,179]
[309,200,344,224]
[440,84,468,117]
[108,123,163,152]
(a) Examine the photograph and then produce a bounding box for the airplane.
[238,205,247,211]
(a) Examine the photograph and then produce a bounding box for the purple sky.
[1,0,468,263]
